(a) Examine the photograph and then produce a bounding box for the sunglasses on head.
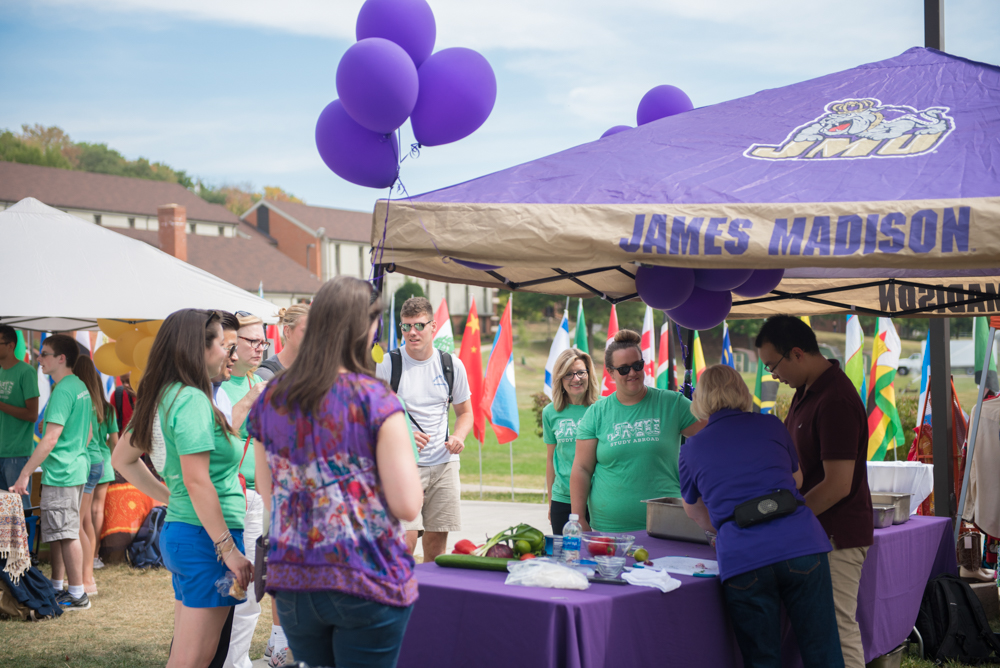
[612,360,644,376]
[400,322,432,333]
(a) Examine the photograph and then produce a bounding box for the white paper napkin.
[622,568,681,593]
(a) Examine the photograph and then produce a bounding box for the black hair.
[754,315,820,356]
[217,311,240,332]
[43,334,81,368]
[0,325,16,345]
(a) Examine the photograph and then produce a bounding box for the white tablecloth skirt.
[867,461,935,515]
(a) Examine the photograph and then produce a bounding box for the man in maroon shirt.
[756,316,873,668]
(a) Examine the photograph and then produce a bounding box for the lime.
[633,548,649,562]
[514,540,532,555]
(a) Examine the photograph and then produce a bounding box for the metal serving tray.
[870,493,911,525]
[643,497,711,544]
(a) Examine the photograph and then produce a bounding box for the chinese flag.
[459,298,486,443]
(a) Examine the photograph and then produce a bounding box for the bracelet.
[214,536,237,562]
[213,530,232,547]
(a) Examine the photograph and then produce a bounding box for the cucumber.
[434,554,515,571]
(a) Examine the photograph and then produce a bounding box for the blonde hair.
[691,365,753,420]
[604,329,642,370]
[551,348,599,412]
[236,312,263,329]
[277,303,310,342]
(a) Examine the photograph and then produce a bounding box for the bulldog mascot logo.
[746,98,954,161]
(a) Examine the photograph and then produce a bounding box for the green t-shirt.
[40,374,92,487]
[159,383,244,529]
[86,404,119,483]
[221,373,262,490]
[542,402,591,504]
[575,387,698,532]
[0,361,40,458]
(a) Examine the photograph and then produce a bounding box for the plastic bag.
[504,558,590,590]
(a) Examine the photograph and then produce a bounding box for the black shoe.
[58,591,91,610]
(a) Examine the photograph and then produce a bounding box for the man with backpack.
[376,297,473,561]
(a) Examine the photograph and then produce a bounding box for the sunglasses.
[611,360,644,376]
[400,322,433,333]
[226,344,238,357]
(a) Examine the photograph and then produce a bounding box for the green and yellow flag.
[866,318,905,460]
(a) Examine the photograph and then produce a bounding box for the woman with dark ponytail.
[570,329,706,533]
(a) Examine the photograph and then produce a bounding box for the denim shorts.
[160,521,245,609]
[83,461,104,494]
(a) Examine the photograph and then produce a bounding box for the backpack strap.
[439,350,454,404]
[389,349,403,394]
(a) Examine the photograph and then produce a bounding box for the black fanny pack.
[718,489,804,529]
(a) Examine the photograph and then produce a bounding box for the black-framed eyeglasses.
[563,370,588,381]
[238,336,270,351]
[763,355,788,374]
[226,344,238,357]
[612,360,644,376]
[400,321,433,333]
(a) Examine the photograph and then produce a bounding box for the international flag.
[656,318,676,391]
[388,291,398,350]
[601,305,619,397]
[693,331,706,384]
[482,297,519,444]
[267,325,283,355]
[917,332,932,426]
[640,306,656,387]
[14,329,29,363]
[433,298,455,353]
[867,317,904,461]
[543,305,571,398]
[720,322,735,369]
[753,357,779,415]
[800,316,812,327]
[845,315,866,405]
[459,298,486,443]
[35,332,52,445]
[974,317,999,394]
[574,299,589,354]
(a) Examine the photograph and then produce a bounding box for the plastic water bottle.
[562,514,582,566]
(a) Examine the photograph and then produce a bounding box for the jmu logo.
[746,98,954,161]
[554,419,577,440]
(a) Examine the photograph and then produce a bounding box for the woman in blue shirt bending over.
[679,364,842,668]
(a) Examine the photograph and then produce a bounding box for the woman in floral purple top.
[249,276,423,668]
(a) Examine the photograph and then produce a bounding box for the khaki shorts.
[403,461,461,533]
[40,484,84,542]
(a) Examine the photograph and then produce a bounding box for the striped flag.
[601,305,619,396]
[867,317,904,461]
[845,315,866,405]
[543,306,571,398]
[482,297,519,443]
[640,306,656,387]
[693,331,706,384]
[656,318,676,391]
[574,299,589,354]
[720,322,735,369]
[458,298,485,443]
[917,332,932,426]
[753,356,779,414]
[433,298,454,353]
[974,317,999,393]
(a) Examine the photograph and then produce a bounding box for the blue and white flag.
[543,306,571,399]
[917,332,932,425]
[388,291,398,350]
[721,322,735,369]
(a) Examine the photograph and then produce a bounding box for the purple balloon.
[636,85,693,126]
[734,269,785,297]
[667,287,733,331]
[315,99,399,189]
[356,0,436,68]
[452,258,501,271]
[694,268,753,292]
[634,265,695,311]
[411,48,497,147]
[601,125,632,139]
[337,38,419,134]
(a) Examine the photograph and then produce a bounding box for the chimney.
[158,204,187,262]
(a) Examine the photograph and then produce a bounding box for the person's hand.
[224,548,254,590]
[413,431,430,451]
[249,381,267,400]
[10,474,29,497]
[444,435,465,455]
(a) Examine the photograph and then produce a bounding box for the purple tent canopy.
[373,48,1000,317]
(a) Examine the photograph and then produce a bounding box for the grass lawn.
[1,562,272,668]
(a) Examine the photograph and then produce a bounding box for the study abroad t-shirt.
[221,372,262,490]
[40,374,91,487]
[159,383,244,529]
[575,387,698,532]
[0,361,40,458]
[542,402,590,504]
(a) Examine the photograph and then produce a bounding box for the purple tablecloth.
[398,516,956,668]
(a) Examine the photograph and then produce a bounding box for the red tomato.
[587,537,615,557]
[519,553,537,560]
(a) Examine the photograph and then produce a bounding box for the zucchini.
[434,554,515,571]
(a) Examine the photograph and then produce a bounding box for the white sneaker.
[268,646,289,667]
[93,557,105,570]
[264,641,273,658]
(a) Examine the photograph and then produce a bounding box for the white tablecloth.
[867,461,935,515]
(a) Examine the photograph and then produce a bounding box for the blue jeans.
[0,456,30,509]
[275,590,413,668]
[723,552,844,668]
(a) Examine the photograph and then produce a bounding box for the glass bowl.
[581,532,635,559]
[595,555,627,578]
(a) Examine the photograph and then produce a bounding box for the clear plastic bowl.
[581,532,635,559]
[595,555,627,578]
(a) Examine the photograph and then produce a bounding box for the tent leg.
[956,326,995,541]
[510,441,515,502]
[929,319,955,520]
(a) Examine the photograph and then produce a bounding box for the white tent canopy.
[2,198,279,331]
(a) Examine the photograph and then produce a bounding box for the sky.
[1,0,998,214]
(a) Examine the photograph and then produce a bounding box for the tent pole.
[924,0,944,51]
[955,326,995,541]
[929,319,955,520]
[510,441,515,502]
